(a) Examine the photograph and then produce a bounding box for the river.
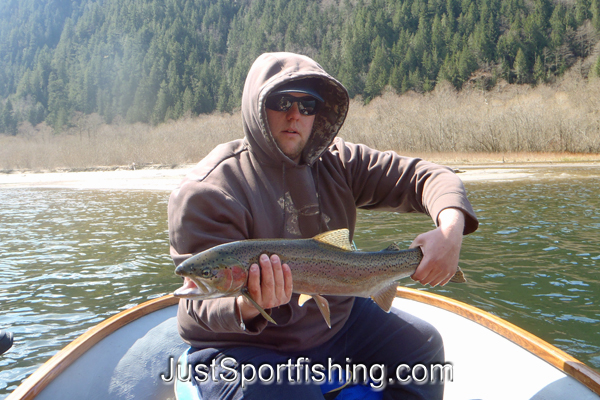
[1,166,599,397]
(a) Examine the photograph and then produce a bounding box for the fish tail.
[449,266,467,283]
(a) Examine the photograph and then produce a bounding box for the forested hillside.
[1,0,599,134]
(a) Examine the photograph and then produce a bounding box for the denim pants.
[187,297,445,400]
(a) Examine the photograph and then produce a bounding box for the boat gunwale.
[394,287,600,396]
[7,288,600,399]
[6,294,180,400]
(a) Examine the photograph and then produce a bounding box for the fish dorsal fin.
[298,294,332,328]
[313,229,353,251]
[384,242,402,251]
[450,266,467,283]
[371,284,397,312]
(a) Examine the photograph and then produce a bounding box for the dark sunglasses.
[265,95,320,116]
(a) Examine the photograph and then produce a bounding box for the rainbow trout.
[173,229,466,327]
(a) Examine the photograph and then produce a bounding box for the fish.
[173,228,466,327]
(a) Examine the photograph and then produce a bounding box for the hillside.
[1,0,600,133]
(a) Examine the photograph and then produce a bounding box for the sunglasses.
[265,95,320,116]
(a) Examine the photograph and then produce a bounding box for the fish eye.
[201,269,211,278]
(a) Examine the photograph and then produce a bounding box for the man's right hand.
[236,254,293,322]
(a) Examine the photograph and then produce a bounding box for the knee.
[414,319,444,363]
[388,309,445,363]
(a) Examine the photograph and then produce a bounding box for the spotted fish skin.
[173,229,466,326]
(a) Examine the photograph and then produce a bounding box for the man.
[168,52,478,399]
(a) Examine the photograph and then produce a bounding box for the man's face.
[266,92,316,163]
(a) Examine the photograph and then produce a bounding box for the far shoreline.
[1,156,599,191]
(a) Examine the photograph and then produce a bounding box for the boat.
[6,287,600,400]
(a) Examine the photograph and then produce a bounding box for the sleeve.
[331,138,478,234]
[168,179,269,334]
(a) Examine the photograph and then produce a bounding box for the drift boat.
[6,288,600,400]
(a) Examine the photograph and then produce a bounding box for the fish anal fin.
[449,266,467,283]
[371,284,397,313]
[313,229,353,251]
[312,294,332,328]
[241,287,277,325]
[298,294,331,328]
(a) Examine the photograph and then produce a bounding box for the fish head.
[174,252,248,299]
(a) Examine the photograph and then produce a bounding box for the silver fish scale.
[179,237,424,298]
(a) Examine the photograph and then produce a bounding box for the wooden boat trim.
[8,289,600,399]
[6,294,180,400]
[395,287,600,396]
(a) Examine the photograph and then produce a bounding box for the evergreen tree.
[365,45,391,101]
[550,5,567,48]
[47,72,69,131]
[533,55,546,84]
[2,0,600,128]
[182,86,195,116]
[593,0,600,30]
[152,81,170,125]
[1,100,18,135]
[514,48,529,83]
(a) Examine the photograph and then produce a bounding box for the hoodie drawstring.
[316,161,323,233]
[281,163,286,238]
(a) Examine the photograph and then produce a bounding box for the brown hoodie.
[168,52,478,351]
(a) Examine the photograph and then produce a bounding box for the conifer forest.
[1,0,600,134]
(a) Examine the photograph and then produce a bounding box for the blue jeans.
[187,297,445,400]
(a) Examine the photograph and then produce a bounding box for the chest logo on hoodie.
[278,192,329,236]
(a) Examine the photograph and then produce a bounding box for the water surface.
[1,169,599,397]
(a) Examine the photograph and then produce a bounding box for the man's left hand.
[410,208,465,287]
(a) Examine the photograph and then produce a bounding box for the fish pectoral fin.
[298,294,332,329]
[371,284,397,312]
[240,287,277,325]
[312,229,353,251]
[449,266,467,283]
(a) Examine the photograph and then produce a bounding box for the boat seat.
[174,348,384,400]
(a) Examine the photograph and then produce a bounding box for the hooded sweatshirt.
[168,52,478,352]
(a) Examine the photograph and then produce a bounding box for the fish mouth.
[173,277,219,299]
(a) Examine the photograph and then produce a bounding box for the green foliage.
[533,55,546,84]
[1,99,18,135]
[1,0,600,131]
[514,48,529,83]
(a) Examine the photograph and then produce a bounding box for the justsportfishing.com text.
[161,356,453,389]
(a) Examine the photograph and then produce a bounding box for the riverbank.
[1,160,599,190]
[3,77,600,173]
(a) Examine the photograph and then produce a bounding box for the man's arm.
[331,139,479,235]
[410,207,465,286]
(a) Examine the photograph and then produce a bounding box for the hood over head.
[242,52,349,167]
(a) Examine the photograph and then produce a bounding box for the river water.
[1,167,599,397]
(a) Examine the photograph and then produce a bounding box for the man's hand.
[410,208,465,287]
[236,254,293,322]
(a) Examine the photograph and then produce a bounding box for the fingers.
[413,258,456,287]
[411,228,461,287]
[248,254,293,309]
[246,263,261,301]
[282,262,293,299]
